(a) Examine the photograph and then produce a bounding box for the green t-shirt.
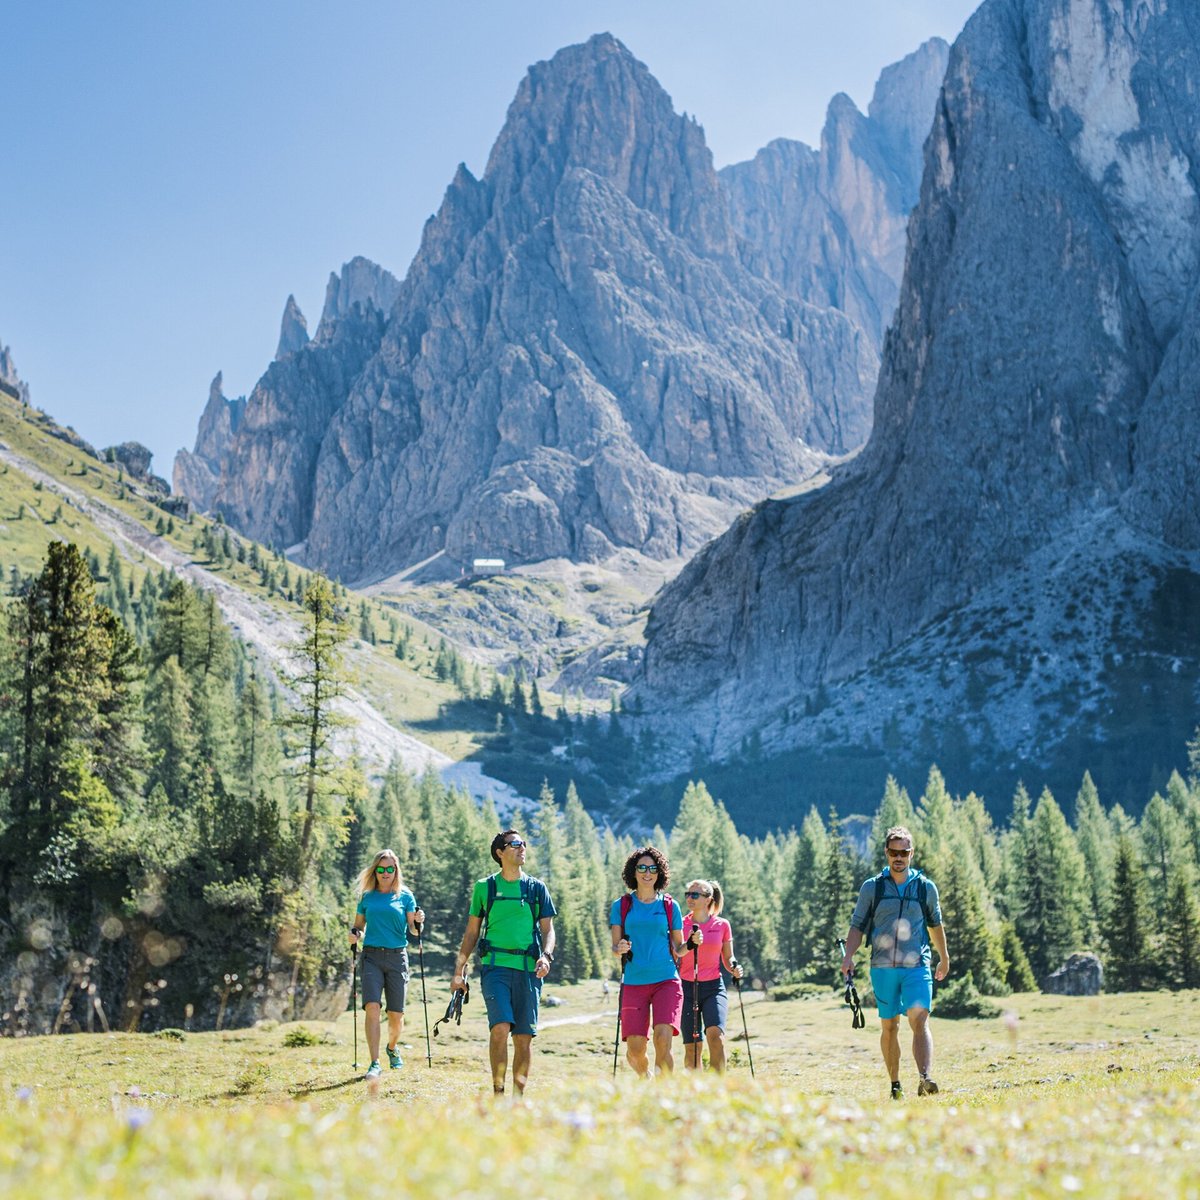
[469,873,555,971]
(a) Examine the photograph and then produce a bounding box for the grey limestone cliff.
[720,38,949,348]
[633,0,1200,791]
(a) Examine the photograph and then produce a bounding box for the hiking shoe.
[386,1045,403,1069]
[364,1060,382,1080]
[890,1081,903,1101]
[918,1075,939,1096]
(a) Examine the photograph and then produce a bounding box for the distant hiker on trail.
[610,845,685,1076]
[451,830,556,1095]
[350,849,424,1080]
[841,825,950,1101]
[678,879,743,1073]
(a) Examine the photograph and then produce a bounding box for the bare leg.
[386,1010,403,1053]
[489,1022,511,1093]
[626,1034,650,1076]
[706,1026,726,1074]
[908,1007,933,1076]
[652,1024,675,1075]
[365,1002,382,1062]
[880,1015,901,1082]
[511,1034,533,1093]
[684,1039,703,1070]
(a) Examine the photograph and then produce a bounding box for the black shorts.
[360,947,409,1012]
[681,977,728,1040]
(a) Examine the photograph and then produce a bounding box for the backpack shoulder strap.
[863,873,887,945]
[662,893,677,959]
[619,892,633,931]
[915,873,935,928]
[483,874,498,928]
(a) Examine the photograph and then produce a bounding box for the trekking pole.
[612,933,631,1078]
[730,960,755,1078]
[837,939,866,1030]
[350,941,360,1070]
[689,925,702,1068]
[415,921,432,1068]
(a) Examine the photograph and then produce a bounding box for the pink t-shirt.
[678,915,732,981]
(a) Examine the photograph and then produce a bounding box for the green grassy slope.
[1,986,1197,1197]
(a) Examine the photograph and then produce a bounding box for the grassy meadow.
[3,983,1199,1198]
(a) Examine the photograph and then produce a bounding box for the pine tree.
[1006,788,1088,980]
[277,577,353,867]
[1165,871,1200,989]
[1073,771,1114,943]
[1105,834,1155,991]
[1139,791,1185,936]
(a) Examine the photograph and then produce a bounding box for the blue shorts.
[360,947,409,1012]
[480,964,542,1037]
[681,978,728,1040]
[870,966,932,1019]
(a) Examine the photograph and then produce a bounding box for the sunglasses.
[684,891,710,899]
[886,848,912,857]
[503,839,526,850]
[635,863,659,874]
[375,865,397,874]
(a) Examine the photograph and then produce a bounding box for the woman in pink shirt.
[678,879,744,1072]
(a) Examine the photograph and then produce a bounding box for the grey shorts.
[360,947,409,1012]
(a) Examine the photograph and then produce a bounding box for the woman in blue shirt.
[350,849,424,1080]
[610,845,686,1076]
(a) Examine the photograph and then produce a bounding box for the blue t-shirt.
[849,871,942,968]
[357,887,417,949]
[609,894,682,985]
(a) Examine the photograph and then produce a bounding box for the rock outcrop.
[0,341,31,405]
[632,0,1200,801]
[172,373,247,513]
[721,38,949,348]
[184,35,910,578]
[275,295,310,360]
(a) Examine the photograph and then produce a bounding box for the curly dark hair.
[622,845,670,892]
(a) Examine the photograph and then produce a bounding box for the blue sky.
[2,0,979,477]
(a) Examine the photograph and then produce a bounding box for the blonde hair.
[357,849,403,896]
[685,879,724,917]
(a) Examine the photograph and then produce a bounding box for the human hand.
[414,908,425,925]
[841,955,855,979]
[452,971,468,992]
[688,927,704,948]
[535,955,550,978]
[934,957,949,982]
[615,938,631,957]
[732,962,744,980]
[349,927,363,947]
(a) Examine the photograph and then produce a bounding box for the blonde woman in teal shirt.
[350,848,424,1080]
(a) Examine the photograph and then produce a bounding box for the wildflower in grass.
[16,1086,33,1103]
[126,1108,152,1132]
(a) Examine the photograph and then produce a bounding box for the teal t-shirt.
[470,873,556,970]
[356,887,417,949]
[609,894,682,985]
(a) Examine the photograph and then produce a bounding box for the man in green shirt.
[452,829,557,1095]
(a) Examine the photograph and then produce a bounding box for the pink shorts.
[620,978,684,1040]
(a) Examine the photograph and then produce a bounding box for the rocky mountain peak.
[275,295,310,360]
[316,257,402,337]
[720,37,948,347]
[483,33,736,259]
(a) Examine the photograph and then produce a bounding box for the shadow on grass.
[288,1076,365,1098]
